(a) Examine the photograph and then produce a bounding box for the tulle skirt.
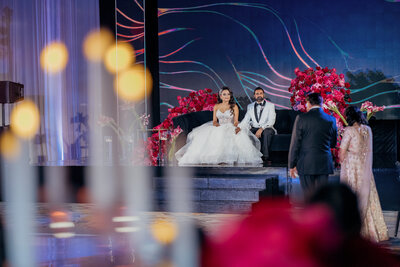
[175,122,263,165]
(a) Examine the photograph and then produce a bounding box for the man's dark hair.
[253,87,265,94]
[306,93,323,106]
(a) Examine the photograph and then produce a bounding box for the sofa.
[172,109,299,162]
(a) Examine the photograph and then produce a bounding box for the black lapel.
[254,104,259,122]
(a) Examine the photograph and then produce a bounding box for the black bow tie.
[256,101,265,107]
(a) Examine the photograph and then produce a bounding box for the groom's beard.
[256,97,263,102]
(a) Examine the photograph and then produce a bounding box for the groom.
[236,87,276,162]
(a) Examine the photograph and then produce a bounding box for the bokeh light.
[0,131,21,160]
[104,42,135,73]
[150,219,177,244]
[40,42,69,73]
[114,65,153,101]
[83,28,114,62]
[10,100,40,139]
[50,211,75,238]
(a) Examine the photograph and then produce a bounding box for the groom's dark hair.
[254,87,265,94]
[306,93,323,106]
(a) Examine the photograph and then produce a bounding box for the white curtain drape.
[0,0,99,164]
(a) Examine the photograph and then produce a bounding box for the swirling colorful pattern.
[116,0,400,119]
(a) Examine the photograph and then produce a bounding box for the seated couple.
[176,86,276,165]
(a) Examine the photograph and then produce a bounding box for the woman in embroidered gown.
[176,87,262,165]
[339,106,388,242]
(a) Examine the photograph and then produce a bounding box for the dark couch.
[172,109,299,160]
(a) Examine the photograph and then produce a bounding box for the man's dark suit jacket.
[289,107,337,175]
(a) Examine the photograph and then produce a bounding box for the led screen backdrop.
[117,0,400,120]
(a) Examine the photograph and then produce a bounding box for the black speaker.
[0,81,24,103]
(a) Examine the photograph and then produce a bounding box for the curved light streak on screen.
[240,76,291,100]
[159,28,193,36]
[117,8,144,24]
[161,3,313,69]
[135,48,144,57]
[227,57,252,103]
[350,75,400,94]
[239,71,289,88]
[300,16,357,71]
[160,71,220,88]
[349,90,400,104]
[159,59,224,86]
[160,82,196,92]
[134,0,144,11]
[239,73,291,94]
[159,3,279,18]
[161,102,174,108]
[384,104,400,109]
[117,32,144,39]
[243,86,291,110]
[294,19,320,67]
[116,23,144,30]
[159,38,201,58]
[238,3,311,69]
[160,9,292,81]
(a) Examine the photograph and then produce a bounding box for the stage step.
[154,177,276,190]
[156,189,260,202]
[153,170,281,213]
[156,200,254,213]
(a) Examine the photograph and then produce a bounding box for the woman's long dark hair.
[345,106,367,126]
[217,86,236,114]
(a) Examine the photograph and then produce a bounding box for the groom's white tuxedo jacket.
[239,100,277,133]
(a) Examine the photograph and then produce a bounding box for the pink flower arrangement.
[360,101,385,120]
[145,88,218,165]
[289,66,351,119]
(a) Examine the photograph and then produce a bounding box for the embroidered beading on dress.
[217,109,234,125]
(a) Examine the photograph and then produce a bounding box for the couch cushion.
[274,110,299,134]
[172,111,213,133]
[270,134,292,151]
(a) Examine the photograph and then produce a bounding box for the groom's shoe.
[262,156,272,166]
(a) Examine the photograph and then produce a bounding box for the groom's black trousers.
[299,174,329,196]
[250,127,275,159]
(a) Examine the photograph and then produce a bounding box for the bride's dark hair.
[217,86,236,114]
[345,106,367,126]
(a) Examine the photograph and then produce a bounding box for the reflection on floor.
[0,203,398,266]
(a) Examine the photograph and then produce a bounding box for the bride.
[175,86,263,165]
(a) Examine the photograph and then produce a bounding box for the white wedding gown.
[176,109,263,165]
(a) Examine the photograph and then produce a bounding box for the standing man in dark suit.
[289,93,337,194]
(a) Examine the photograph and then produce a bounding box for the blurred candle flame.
[10,100,40,139]
[40,42,69,73]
